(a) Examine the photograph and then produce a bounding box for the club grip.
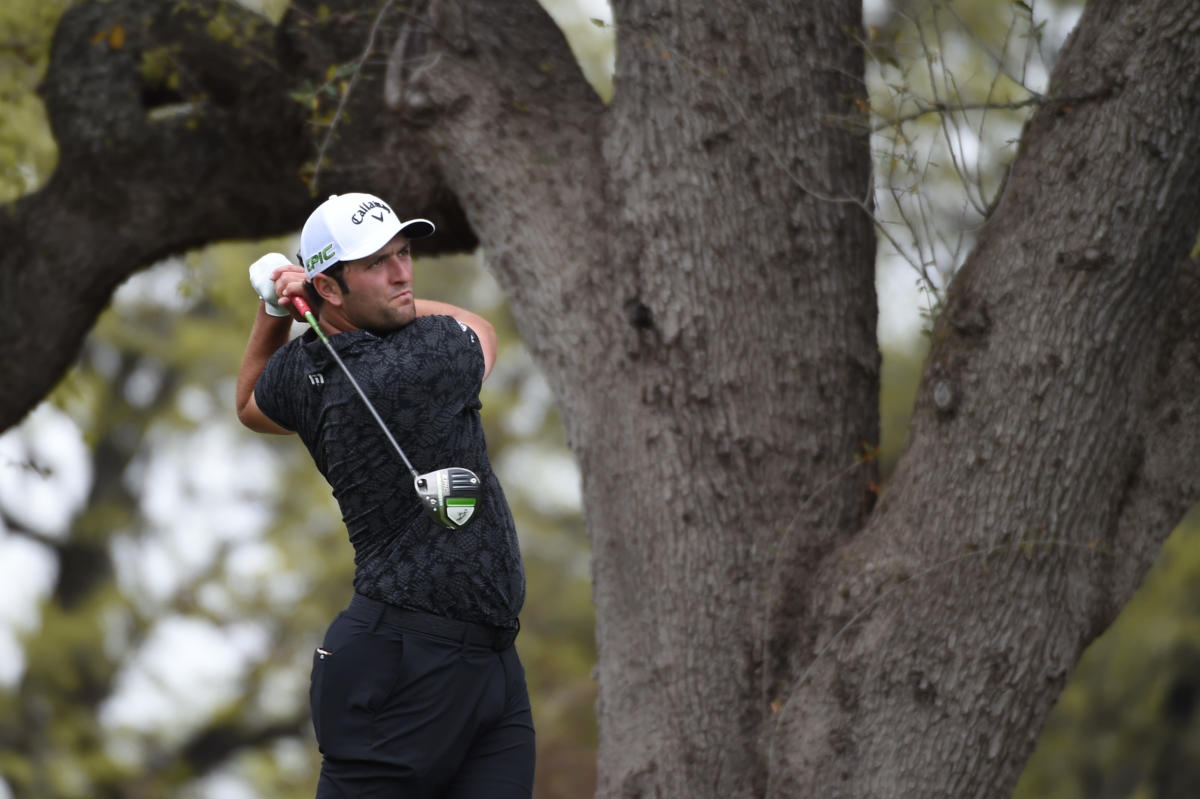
[292,295,312,315]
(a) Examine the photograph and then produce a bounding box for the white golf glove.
[248,252,292,317]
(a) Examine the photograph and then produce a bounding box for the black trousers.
[310,595,535,798]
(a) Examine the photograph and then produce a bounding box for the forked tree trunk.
[766,1,1200,795]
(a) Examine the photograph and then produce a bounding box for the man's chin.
[395,304,416,327]
[365,309,415,333]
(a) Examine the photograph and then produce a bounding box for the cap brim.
[398,219,435,239]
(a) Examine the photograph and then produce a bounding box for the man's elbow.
[477,317,497,350]
[237,396,291,435]
[236,402,257,430]
[475,320,499,380]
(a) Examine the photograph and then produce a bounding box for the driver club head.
[415,467,481,529]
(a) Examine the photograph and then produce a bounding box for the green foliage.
[1015,510,1200,799]
[0,0,69,201]
[879,340,928,478]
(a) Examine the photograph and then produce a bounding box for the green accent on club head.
[446,498,476,506]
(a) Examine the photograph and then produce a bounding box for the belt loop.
[369,599,384,633]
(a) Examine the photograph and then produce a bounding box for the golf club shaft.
[290,296,420,480]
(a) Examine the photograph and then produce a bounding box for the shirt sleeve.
[447,315,486,388]
[437,314,485,397]
[253,346,297,431]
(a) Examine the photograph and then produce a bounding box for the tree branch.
[0,0,481,434]
[380,0,611,398]
[0,1,312,431]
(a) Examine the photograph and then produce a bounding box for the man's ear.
[313,274,344,306]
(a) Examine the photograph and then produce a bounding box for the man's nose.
[384,255,412,281]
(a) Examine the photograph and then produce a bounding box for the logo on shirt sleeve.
[455,320,476,343]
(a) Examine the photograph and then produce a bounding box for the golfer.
[236,193,533,798]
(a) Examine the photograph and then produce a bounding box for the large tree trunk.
[769,1,1200,795]
[5,0,1200,797]
[586,2,877,794]
[386,1,875,794]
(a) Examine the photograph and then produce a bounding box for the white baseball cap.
[299,193,435,279]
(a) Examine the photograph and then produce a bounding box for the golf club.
[289,294,481,529]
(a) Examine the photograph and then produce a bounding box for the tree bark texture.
[585,2,878,795]
[4,0,1200,797]
[770,1,1200,796]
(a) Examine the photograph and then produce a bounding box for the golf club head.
[415,467,481,529]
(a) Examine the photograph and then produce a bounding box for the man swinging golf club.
[236,192,533,798]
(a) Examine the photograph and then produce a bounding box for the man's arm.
[414,299,499,381]
[236,303,295,434]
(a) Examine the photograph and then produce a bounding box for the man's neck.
[316,307,358,336]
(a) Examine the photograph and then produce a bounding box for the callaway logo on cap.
[300,193,435,279]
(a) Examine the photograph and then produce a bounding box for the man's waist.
[349,592,519,651]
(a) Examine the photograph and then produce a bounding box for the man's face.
[337,234,416,332]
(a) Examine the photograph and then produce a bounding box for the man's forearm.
[236,304,293,425]
[414,298,476,320]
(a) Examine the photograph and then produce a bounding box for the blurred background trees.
[0,241,598,798]
[2,0,1199,796]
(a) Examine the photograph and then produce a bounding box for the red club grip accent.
[292,295,312,316]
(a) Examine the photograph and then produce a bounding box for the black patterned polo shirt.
[254,314,524,629]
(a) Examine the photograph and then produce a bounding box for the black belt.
[350,593,519,651]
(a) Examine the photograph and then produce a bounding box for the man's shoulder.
[385,314,471,345]
[376,315,483,387]
[410,313,462,332]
